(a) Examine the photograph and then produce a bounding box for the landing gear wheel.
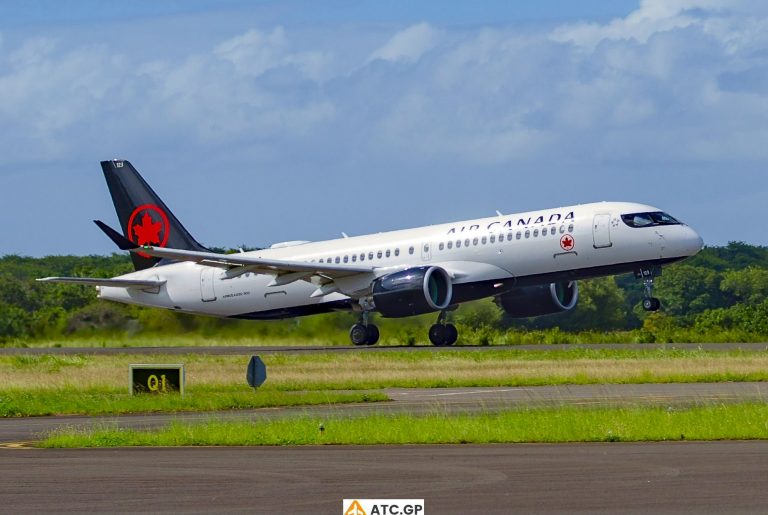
[444,324,458,346]
[350,324,369,346]
[429,324,448,346]
[642,297,661,312]
[636,266,662,314]
[365,324,380,346]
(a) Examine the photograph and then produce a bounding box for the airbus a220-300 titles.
[40,160,704,346]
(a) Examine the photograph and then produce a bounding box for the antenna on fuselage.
[495,210,503,216]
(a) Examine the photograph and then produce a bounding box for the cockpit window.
[621,211,681,228]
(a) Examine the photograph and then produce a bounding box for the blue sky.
[1,0,767,256]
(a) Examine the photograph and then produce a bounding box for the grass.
[0,388,387,417]
[11,329,768,349]
[40,403,768,447]
[3,349,768,416]
[3,349,768,391]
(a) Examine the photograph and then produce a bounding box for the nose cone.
[681,225,704,256]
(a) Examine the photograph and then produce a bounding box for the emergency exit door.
[200,268,217,302]
[592,214,612,248]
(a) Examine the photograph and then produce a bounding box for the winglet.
[94,220,138,250]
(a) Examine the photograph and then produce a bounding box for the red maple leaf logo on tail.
[133,212,163,245]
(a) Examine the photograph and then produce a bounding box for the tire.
[350,324,369,346]
[365,324,380,346]
[444,324,458,346]
[429,324,448,346]
[642,298,661,312]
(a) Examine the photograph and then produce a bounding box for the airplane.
[39,160,704,346]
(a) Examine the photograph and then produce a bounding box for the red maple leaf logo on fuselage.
[133,212,163,246]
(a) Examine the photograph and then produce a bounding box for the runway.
[1,342,766,355]
[2,382,767,443]
[2,442,767,513]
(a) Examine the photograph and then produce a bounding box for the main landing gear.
[635,266,661,312]
[429,310,458,347]
[349,312,379,346]
[348,310,459,346]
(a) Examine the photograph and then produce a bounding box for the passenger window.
[368,252,374,260]
[439,243,445,251]
[525,230,530,239]
[457,240,461,248]
[352,255,357,262]
[465,239,470,247]
[499,234,504,242]
[568,224,574,233]
[473,238,478,246]
[424,244,429,253]
[360,254,365,262]
[490,235,495,243]
[386,250,391,258]
[319,258,324,263]
[542,227,547,236]
[409,246,415,255]
[533,229,539,237]
[447,241,453,249]
[335,257,340,264]
[516,231,521,240]
[507,232,513,241]
[560,225,565,234]
[395,249,400,257]
[343,256,349,263]
[481,236,487,245]
[377,250,383,259]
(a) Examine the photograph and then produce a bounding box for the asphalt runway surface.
[2,382,767,443]
[1,342,766,355]
[2,442,767,514]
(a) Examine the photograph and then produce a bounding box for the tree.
[719,267,768,305]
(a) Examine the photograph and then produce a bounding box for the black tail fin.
[101,159,209,271]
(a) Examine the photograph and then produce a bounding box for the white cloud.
[1,4,767,174]
[214,27,333,82]
[549,0,768,50]
[368,23,442,63]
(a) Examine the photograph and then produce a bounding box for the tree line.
[1,242,767,343]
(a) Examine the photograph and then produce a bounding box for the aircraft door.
[421,242,432,262]
[200,268,217,302]
[592,214,612,248]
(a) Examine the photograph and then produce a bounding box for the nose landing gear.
[635,267,661,312]
[429,310,458,346]
[349,311,379,346]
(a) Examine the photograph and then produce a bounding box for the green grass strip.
[41,403,768,448]
[0,388,387,417]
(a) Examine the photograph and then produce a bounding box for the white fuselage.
[97,202,703,319]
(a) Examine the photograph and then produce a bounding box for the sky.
[1,0,767,256]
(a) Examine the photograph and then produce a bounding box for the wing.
[37,277,167,288]
[134,246,375,278]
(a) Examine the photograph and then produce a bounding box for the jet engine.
[373,266,453,318]
[496,281,579,318]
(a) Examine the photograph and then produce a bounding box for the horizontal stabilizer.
[37,277,166,288]
[94,220,138,250]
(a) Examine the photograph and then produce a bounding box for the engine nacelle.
[496,281,579,318]
[373,266,453,318]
